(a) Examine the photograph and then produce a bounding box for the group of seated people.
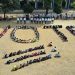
[17,17,26,24]
[43,25,62,29]
[66,26,75,35]
[3,45,44,59]
[5,50,46,65]
[53,28,68,42]
[47,42,61,58]
[0,25,11,38]
[30,17,54,24]
[10,26,39,43]
[11,54,51,71]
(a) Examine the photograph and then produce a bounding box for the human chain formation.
[43,25,68,42]
[0,25,75,42]
[17,17,54,24]
[11,54,52,71]
[10,26,39,43]
[5,50,46,65]
[3,44,61,72]
[0,25,11,38]
[66,26,75,36]
[3,45,44,59]
[43,25,62,29]
[52,28,68,42]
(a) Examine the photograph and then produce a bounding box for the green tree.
[71,1,75,9]
[43,0,51,15]
[62,0,66,8]
[0,0,20,19]
[53,0,62,14]
[21,0,34,13]
[22,3,34,13]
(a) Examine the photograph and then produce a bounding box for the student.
[30,17,33,23]
[48,42,52,47]
[39,18,42,24]
[24,17,26,24]
[51,46,57,52]
[20,17,22,24]
[54,52,61,58]
[42,18,44,24]
[17,17,19,24]
[45,18,48,24]
[36,18,39,24]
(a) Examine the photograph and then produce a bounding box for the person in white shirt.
[20,17,22,24]
[36,18,39,24]
[39,18,42,24]
[17,17,19,24]
[42,18,44,24]
[30,17,33,23]
[54,52,61,58]
[45,18,48,24]
[51,46,57,52]
[52,18,54,23]
[34,18,36,24]
[24,17,26,24]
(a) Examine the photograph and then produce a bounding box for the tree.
[71,1,75,9]
[62,0,66,8]
[22,3,34,13]
[43,0,51,15]
[53,0,62,14]
[21,0,34,13]
[0,0,20,19]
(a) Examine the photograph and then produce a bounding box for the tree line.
[0,0,75,19]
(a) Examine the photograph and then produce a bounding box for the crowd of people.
[5,50,46,65]
[16,17,54,24]
[47,42,61,58]
[0,25,11,38]
[66,26,75,36]
[3,45,44,59]
[11,54,51,71]
[43,25,62,29]
[53,28,68,42]
[17,17,26,24]
[30,17,54,24]
[10,26,39,43]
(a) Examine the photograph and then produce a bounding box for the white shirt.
[30,18,33,21]
[20,18,22,20]
[17,18,19,21]
[42,18,44,21]
[45,18,48,21]
[24,18,26,21]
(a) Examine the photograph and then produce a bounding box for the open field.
[0,20,75,75]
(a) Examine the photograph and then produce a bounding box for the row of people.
[53,28,68,42]
[11,54,51,71]
[10,26,39,43]
[43,25,62,29]
[17,17,26,24]
[0,25,11,38]
[5,50,46,65]
[16,17,54,24]
[30,17,54,24]
[66,26,75,36]
[3,45,44,59]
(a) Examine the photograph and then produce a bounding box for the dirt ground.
[0,20,75,75]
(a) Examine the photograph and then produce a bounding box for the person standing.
[17,17,19,24]
[24,17,26,24]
